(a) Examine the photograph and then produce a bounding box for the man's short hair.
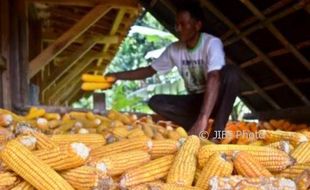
[176,1,204,22]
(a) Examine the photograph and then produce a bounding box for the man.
[107,1,239,139]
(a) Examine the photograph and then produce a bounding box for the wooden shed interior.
[0,0,309,123]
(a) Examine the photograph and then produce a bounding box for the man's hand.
[188,115,209,136]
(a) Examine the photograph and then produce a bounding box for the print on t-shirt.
[180,59,206,93]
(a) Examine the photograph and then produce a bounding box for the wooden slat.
[201,0,310,106]
[240,0,310,70]
[28,4,112,79]
[54,80,82,105]
[224,1,306,46]
[240,40,310,68]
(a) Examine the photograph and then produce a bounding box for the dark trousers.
[148,64,240,137]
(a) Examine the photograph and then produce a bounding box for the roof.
[140,0,310,122]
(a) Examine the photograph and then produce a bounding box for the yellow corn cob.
[120,155,174,188]
[81,73,116,83]
[153,132,165,140]
[16,135,37,150]
[128,128,148,139]
[167,130,181,140]
[0,172,17,188]
[142,123,154,138]
[233,151,272,177]
[291,142,310,164]
[34,118,49,130]
[51,134,106,147]
[150,139,180,159]
[278,162,310,179]
[27,131,58,149]
[167,135,200,186]
[149,183,203,190]
[25,107,46,120]
[194,169,201,184]
[61,166,113,190]
[198,144,294,172]
[111,127,129,138]
[11,181,35,190]
[196,153,233,189]
[249,140,264,146]
[127,181,164,190]
[267,140,292,154]
[47,120,62,129]
[208,176,296,190]
[1,140,74,190]
[107,110,131,124]
[0,113,13,127]
[175,127,188,138]
[33,142,90,171]
[90,138,152,161]
[295,169,310,190]
[52,121,75,134]
[258,129,308,146]
[44,113,61,120]
[81,82,112,91]
[86,111,96,120]
[90,150,151,176]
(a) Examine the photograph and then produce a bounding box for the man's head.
[175,1,204,45]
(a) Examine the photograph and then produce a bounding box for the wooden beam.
[54,80,82,105]
[27,0,139,9]
[201,0,310,106]
[28,4,112,79]
[97,8,126,66]
[244,106,310,124]
[240,0,310,71]
[240,40,310,68]
[242,78,310,96]
[227,58,281,110]
[223,1,306,46]
[45,52,112,103]
[62,85,83,105]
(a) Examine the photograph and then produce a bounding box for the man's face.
[175,11,201,44]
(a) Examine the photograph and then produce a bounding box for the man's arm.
[107,66,156,80]
[189,70,220,135]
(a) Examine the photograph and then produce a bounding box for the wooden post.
[28,4,112,78]
[93,93,106,114]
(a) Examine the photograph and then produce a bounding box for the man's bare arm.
[107,66,156,80]
[189,70,220,135]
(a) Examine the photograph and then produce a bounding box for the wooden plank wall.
[0,0,29,111]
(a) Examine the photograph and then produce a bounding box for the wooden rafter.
[240,0,310,70]
[224,1,306,46]
[227,58,281,110]
[54,80,82,105]
[240,40,310,68]
[201,0,310,106]
[45,52,113,104]
[221,0,294,40]
[242,78,310,96]
[28,4,112,79]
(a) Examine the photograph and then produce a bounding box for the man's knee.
[148,95,163,112]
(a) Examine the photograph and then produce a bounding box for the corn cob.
[128,128,147,139]
[0,113,13,127]
[81,82,113,91]
[120,155,174,188]
[52,121,76,134]
[295,169,310,190]
[33,142,90,171]
[25,107,46,120]
[111,127,129,138]
[16,135,37,150]
[51,134,106,147]
[249,140,264,146]
[150,140,180,159]
[258,129,308,146]
[198,144,294,172]
[48,120,62,129]
[196,153,233,189]
[194,169,201,184]
[107,110,131,124]
[0,126,14,144]
[11,181,35,190]
[167,135,200,186]
[278,162,310,179]
[90,150,151,176]
[34,118,49,130]
[142,123,154,138]
[291,142,310,164]
[1,140,74,190]
[0,172,17,188]
[266,140,292,154]
[82,74,116,83]
[233,151,272,177]
[167,130,181,140]
[90,138,152,161]
[208,176,296,190]
[61,166,113,190]
[175,127,188,138]
[43,113,61,120]
[149,183,203,190]
[27,131,58,149]
[153,132,165,140]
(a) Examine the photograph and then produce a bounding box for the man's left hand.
[188,115,209,136]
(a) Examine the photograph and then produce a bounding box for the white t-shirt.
[151,33,225,94]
